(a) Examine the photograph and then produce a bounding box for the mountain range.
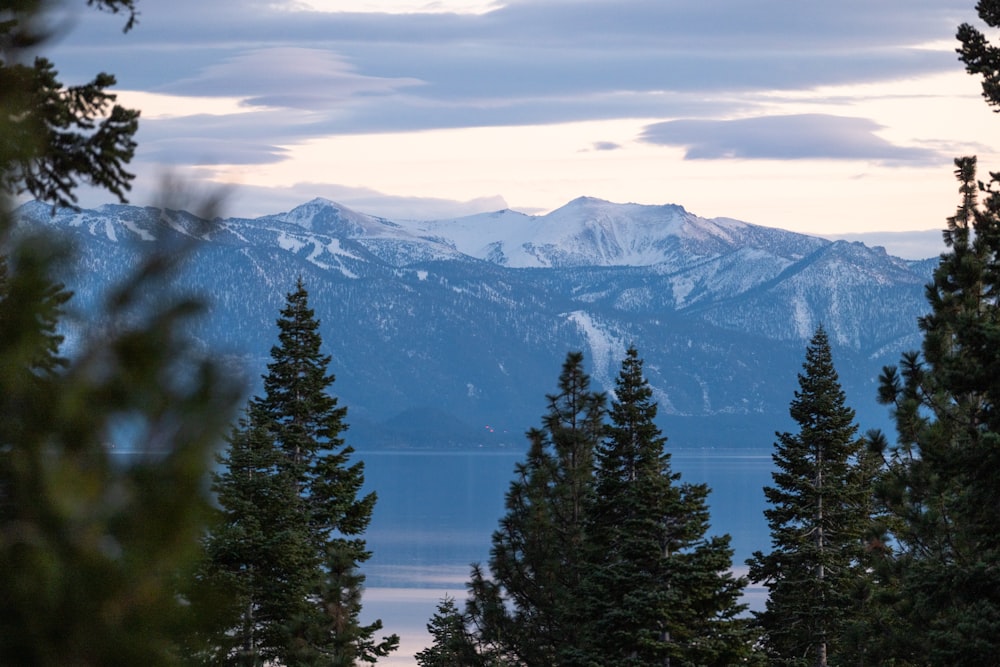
[14,196,939,449]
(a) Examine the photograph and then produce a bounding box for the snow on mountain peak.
[381,197,825,268]
[16,195,832,271]
[277,198,403,238]
[499,198,770,268]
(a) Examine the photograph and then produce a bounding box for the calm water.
[356,447,775,665]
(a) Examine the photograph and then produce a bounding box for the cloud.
[41,0,972,174]
[43,0,978,221]
[826,229,946,259]
[639,114,943,163]
[159,48,424,109]
[150,181,510,220]
[306,185,510,220]
[54,0,965,134]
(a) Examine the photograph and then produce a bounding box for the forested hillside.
[14,197,933,448]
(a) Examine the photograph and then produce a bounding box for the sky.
[38,0,1000,255]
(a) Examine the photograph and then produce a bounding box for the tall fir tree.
[415,596,484,667]
[466,351,605,666]
[873,157,1000,664]
[747,326,871,667]
[583,346,755,666]
[957,0,1000,110]
[203,278,397,665]
[196,417,312,665]
[854,6,1000,662]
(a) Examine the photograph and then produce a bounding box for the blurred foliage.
[1,0,140,209]
[0,1,244,664]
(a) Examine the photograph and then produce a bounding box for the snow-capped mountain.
[14,197,935,448]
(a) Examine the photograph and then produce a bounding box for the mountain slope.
[14,197,933,448]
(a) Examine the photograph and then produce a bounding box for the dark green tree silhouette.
[415,596,483,667]
[0,235,70,379]
[748,326,871,667]
[203,279,397,665]
[1,1,140,209]
[0,214,242,666]
[1,2,244,664]
[466,351,605,666]
[874,157,1000,664]
[196,417,310,665]
[584,346,755,666]
[958,0,1000,111]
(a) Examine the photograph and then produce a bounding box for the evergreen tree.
[858,6,1000,662]
[203,279,397,665]
[873,157,1000,664]
[583,346,755,666]
[466,351,605,666]
[1,2,245,662]
[836,429,899,666]
[197,417,311,665]
[415,596,483,667]
[1,1,139,209]
[0,236,70,375]
[958,0,1000,111]
[0,211,242,665]
[747,326,870,667]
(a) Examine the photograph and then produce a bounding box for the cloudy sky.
[43,0,1000,248]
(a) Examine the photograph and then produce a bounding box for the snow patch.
[326,238,361,261]
[121,218,155,241]
[306,242,326,266]
[791,292,812,339]
[276,232,305,252]
[650,386,678,415]
[695,374,712,412]
[671,276,695,305]
[565,310,621,390]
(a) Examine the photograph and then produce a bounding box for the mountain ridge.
[14,196,935,448]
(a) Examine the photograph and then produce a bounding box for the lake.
[355,447,775,665]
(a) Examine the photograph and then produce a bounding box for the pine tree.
[0,240,70,375]
[203,278,397,665]
[957,0,1000,110]
[747,326,870,667]
[873,157,1000,664]
[0,212,242,665]
[1,1,139,209]
[466,351,605,666]
[583,346,755,666]
[197,417,312,665]
[415,596,483,667]
[856,6,1000,662]
[1,3,244,662]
